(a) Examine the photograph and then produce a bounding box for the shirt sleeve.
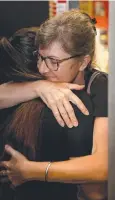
[90,73,108,117]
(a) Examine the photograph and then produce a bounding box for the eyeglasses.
[33,50,82,71]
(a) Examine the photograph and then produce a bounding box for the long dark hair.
[0,27,45,160]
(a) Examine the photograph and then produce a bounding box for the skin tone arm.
[78,117,108,200]
[0,81,88,128]
[0,118,108,186]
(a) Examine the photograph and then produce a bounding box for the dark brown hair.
[0,28,44,160]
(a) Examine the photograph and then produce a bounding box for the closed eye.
[49,58,59,64]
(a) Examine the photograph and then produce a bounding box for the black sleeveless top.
[0,89,93,200]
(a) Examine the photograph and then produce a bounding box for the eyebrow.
[39,52,61,60]
[48,56,61,60]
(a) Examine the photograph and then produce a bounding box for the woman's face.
[37,41,81,83]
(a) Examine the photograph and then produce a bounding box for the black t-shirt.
[85,68,108,117]
[0,90,94,200]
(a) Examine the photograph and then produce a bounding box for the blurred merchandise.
[94,1,109,73]
[94,1,108,29]
[56,0,68,14]
[79,0,93,16]
[79,0,108,73]
[95,28,108,73]
[49,0,68,17]
[95,1,105,16]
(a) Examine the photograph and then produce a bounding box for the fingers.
[49,93,78,128]
[40,92,49,107]
[66,83,85,90]
[44,93,65,127]
[69,92,89,115]
[41,83,88,127]
[57,100,73,128]
[58,83,89,116]
[0,170,10,176]
[4,145,21,158]
[0,161,9,169]
[50,103,65,127]
[45,92,78,128]
[63,98,78,127]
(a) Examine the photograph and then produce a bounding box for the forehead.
[39,41,70,57]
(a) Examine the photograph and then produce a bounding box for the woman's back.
[0,90,93,200]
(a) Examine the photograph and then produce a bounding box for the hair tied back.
[91,18,97,25]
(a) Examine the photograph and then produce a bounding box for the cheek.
[71,64,79,75]
[56,66,77,82]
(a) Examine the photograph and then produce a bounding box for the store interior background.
[0,0,108,73]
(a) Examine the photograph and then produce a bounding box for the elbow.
[92,153,108,182]
[92,169,107,182]
[95,160,108,182]
[99,169,108,182]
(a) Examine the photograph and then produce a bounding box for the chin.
[46,77,59,82]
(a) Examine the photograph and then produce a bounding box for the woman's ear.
[79,55,91,71]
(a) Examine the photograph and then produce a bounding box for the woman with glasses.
[0,27,94,200]
[0,28,88,129]
[0,10,108,200]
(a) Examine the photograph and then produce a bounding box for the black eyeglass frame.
[33,50,83,71]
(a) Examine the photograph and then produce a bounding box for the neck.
[73,71,85,85]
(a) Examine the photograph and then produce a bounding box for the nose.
[37,60,50,75]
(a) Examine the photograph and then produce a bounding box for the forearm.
[0,81,41,109]
[26,153,107,184]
